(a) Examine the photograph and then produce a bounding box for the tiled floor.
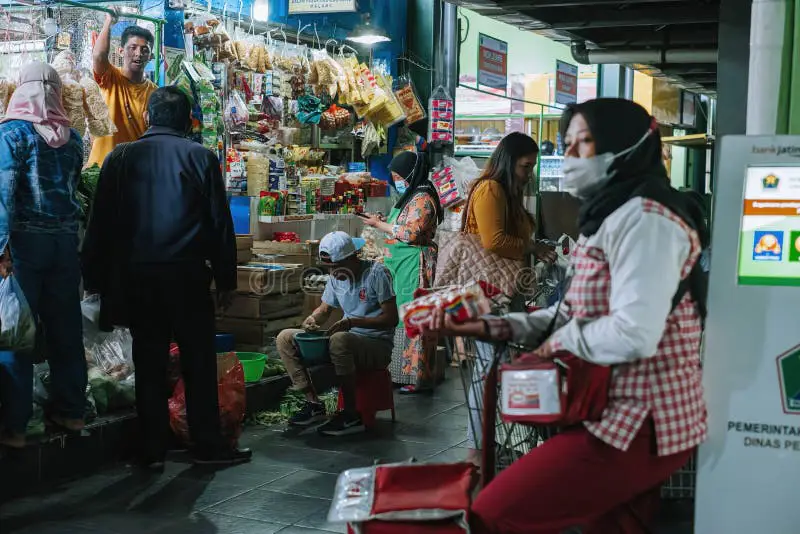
[0,371,693,533]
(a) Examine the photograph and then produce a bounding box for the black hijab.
[389,151,444,224]
[560,98,709,318]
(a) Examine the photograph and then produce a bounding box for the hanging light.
[346,14,390,46]
[252,0,269,23]
[42,8,58,37]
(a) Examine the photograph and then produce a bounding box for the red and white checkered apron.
[561,199,706,456]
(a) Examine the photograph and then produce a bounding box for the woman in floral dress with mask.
[362,151,444,393]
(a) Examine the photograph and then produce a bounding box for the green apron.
[383,208,428,326]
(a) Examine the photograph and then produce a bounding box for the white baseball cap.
[319,231,366,264]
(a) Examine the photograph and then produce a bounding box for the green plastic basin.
[236,352,267,383]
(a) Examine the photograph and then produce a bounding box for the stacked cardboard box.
[236,235,254,265]
[216,262,307,350]
[251,240,320,268]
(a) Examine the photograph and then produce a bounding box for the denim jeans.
[0,349,32,434]
[9,232,86,423]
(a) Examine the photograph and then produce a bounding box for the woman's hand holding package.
[419,307,486,338]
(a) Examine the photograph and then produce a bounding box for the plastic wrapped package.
[394,78,426,125]
[0,275,35,351]
[246,152,269,196]
[61,78,86,135]
[442,155,481,199]
[224,90,249,128]
[81,296,134,380]
[80,75,116,138]
[0,79,15,118]
[51,50,79,81]
[400,283,492,338]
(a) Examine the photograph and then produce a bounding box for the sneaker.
[289,402,327,427]
[192,448,252,466]
[318,412,365,437]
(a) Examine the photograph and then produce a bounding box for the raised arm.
[93,12,116,78]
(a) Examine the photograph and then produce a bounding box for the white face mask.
[561,127,656,199]
[562,153,615,199]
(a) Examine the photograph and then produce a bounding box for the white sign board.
[288,0,357,14]
[695,135,800,533]
[555,60,578,106]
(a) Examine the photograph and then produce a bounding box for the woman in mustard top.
[461,132,556,465]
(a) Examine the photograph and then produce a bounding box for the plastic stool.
[337,369,396,428]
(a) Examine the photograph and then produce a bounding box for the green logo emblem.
[777,345,800,414]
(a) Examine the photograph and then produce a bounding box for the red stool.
[337,369,396,428]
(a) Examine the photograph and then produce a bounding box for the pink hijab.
[1,62,71,148]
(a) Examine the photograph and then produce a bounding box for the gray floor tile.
[424,446,471,464]
[176,461,297,489]
[7,522,101,534]
[73,511,179,534]
[261,470,339,500]
[294,508,346,534]
[420,411,469,431]
[156,512,285,534]
[278,527,340,534]
[205,489,330,525]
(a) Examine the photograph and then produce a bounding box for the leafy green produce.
[79,165,101,221]
[247,388,338,426]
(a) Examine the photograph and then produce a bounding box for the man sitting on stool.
[277,231,397,436]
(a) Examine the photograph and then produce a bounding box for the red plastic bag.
[168,351,246,447]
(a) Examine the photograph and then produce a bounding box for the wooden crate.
[251,240,320,268]
[216,315,306,347]
[235,263,304,295]
[217,291,305,320]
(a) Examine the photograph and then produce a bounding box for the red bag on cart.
[328,461,478,533]
[499,352,611,427]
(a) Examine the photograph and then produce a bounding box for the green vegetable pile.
[247,388,339,426]
[262,358,286,378]
[79,165,101,221]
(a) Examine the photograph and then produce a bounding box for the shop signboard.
[477,34,508,92]
[288,0,357,15]
[695,135,800,533]
[555,60,578,105]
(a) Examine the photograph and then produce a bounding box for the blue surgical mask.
[394,180,408,195]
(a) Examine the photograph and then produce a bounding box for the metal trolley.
[442,253,698,500]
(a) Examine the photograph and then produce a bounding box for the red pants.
[472,422,693,534]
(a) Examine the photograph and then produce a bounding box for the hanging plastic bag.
[0,275,35,352]
[81,295,134,380]
[168,351,246,448]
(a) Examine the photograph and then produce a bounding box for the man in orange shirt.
[87,11,156,167]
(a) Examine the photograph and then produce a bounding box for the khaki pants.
[276,329,392,390]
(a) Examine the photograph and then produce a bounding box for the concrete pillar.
[712,0,751,195]
[746,0,786,134]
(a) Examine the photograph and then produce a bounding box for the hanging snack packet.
[431,166,463,209]
[394,78,426,125]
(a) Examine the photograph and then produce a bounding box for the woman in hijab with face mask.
[0,63,87,448]
[421,99,709,533]
[362,151,444,393]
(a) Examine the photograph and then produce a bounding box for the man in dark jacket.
[82,86,250,467]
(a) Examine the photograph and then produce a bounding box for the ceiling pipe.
[571,41,718,65]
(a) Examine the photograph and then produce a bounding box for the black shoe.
[128,457,166,473]
[288,402,327,427]
[318,412,365,437]
[192,448,252,466]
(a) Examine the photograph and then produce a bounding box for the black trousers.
[125,263,224,460]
